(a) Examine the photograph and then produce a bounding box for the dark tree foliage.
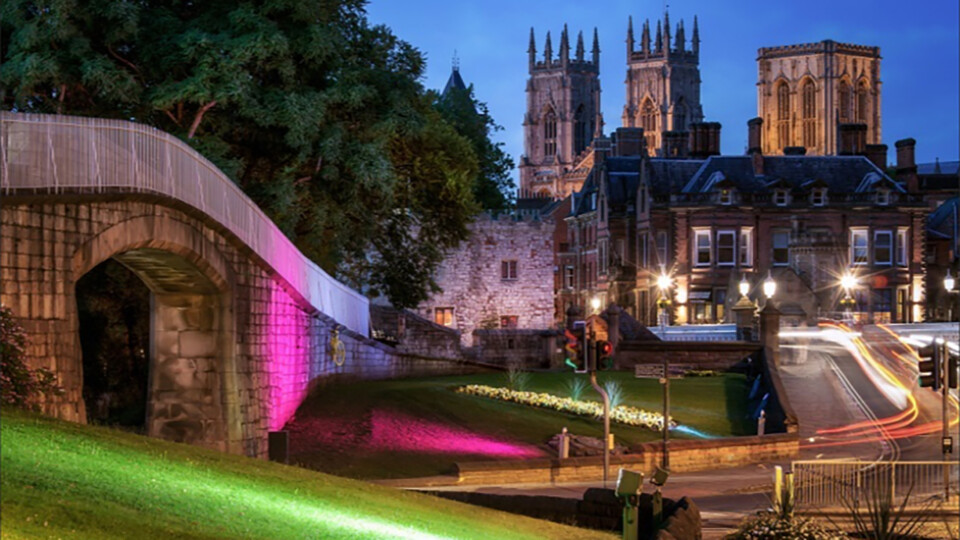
[1,305,62,409]
[1,0,480,308]
[434,85,516,214]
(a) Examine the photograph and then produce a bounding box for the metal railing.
[792,459,960,510]
[0,112,368,336]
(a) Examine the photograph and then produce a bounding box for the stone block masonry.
[418,214,556,347]
[1,198,473,459]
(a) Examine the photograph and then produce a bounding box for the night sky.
[367,0,959,179]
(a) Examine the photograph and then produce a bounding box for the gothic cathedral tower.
[519,26,602,199]
[756,40,881,156]
[622,12,704,156]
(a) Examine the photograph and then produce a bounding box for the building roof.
[442,67,467,97]
[682,155,901,194]
[645,159,705,195]
[918,160,960,176]
[928,197,958,240]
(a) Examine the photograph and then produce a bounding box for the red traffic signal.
[596,340,614,370]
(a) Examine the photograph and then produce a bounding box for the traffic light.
[596,340,614,370]
[917,343,941,391]
[564,326,586,372]
[947,353,959,390]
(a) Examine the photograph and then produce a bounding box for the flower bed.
[456,384,675,432]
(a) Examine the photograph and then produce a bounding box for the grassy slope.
[290,372,751,479]
[0,408,612,540]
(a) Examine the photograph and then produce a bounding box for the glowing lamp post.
[590,296,602,314]
[945,269,957,321]
[762,271,776,309]
[840,273,858,324]
[656,271,672,334]
[738,275,750,299]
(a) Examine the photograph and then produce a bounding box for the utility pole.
[587,328,611,488]
[940,341,951,502]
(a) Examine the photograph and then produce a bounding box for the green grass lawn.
[288,371,752,479]
[0,407,613,540]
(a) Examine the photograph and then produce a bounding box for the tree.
[435,84,516,214]
[1,305,62,409]
[1,0,478,308]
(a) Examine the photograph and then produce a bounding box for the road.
[407,324,960,538]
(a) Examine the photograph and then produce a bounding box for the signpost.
[634,361,671,469]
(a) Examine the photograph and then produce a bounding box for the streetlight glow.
[945,269,955,292]
[590,296,601,312]
[738,275,750,298]
[840,273,858,291]
[657,273,672,292]
[763,271,777,299]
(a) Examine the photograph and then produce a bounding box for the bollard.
[608,433,615,451]
[773,465,783,512]
[559,427,570,459]
[616,469,643,540]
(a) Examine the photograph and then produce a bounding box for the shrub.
[603,379,624,409]
[503,362,531,392]
[564,376,588,401]
[1,305,63,409]
[729,511,843,540]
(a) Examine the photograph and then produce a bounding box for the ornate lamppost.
[840,273,858,325]
[656,271,672,336]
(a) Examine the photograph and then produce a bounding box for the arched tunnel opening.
[77,259,150,431]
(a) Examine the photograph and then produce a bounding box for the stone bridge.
[1,112,461,457]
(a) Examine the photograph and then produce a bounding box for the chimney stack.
[895,138,918,193]
[593,136,613,166]
[663,130,689,158]
[689,122,721,158]
[838,123,867,155]
[613,127,646,157]
[747,117,764,175]
[864,144,888,171]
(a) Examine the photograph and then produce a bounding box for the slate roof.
[918,160,960,176]
[645,159,705,195]
[681,155,901,194]
[442,68,467,97]
[927,197,958,240]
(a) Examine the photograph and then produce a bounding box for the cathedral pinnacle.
[528,27,536,70]
[627,16,635,56]
[576,30,585,61]
[560,24,570,65]
[592,27,600,67]
[655,20,663,52]
[676,19,685,52]
[544,31,553,63]
[692,16,700,55]
[641,19,651,55]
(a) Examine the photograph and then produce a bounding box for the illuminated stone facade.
[757,40,882,156]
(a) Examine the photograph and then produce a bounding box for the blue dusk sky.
[367,0,959,180]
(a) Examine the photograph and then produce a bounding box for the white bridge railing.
[0,112,368,336]
[792,459,960,510]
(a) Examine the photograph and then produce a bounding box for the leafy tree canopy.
[1,0,489,308]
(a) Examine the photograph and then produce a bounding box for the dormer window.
[719,189,733,205]
[877,189,890,206]
[811,188,827,207]
[774,189,789,206]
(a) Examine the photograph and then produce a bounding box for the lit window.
[694,229,712,266]
[434,307,454,327]
[500,315,518,329]
[656,231,669,266]
[717,230,736,266]
[772,231,790,266]
[850,228,868,266]
[897,228,908,267]
[501,260,518,280]
[719,189,733,205]
[740,228,754,267]
[564,266,575,289]
[774,189,788,206]
[874,230,892,266]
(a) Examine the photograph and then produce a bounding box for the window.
[599,240,608,274]
[574,105,587,155]
[774,189,789,206]
[777,83,790,148]
[740,228,754,267]
[674,98,687,131]
[850,228,868,265]
[802,81,817,150]
[811,188,827,206]
[715,289,727,322]
[897,228,908,267]
[719,189,733,205]
[641,99,658,150]
[772,231,790,266]
[877,189,889,206]
[564,266,575,289]
[694,229,711,266]
[500,315,518,329]
[856,81,868,123]
[838,81,851,122]
[874,230,892,266]
[656,231,668,266]
[717,230,736,266]
[434,307,454,327]
[501,260,518,280]
[543,108,557,156]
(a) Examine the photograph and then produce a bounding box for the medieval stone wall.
[1,197,471,458]
[418,215,556,347]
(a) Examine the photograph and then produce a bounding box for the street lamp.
[738,275,750,299]
[945,269,955,292]
[762,271,777,301]
[840,272,858,324]
[656,270,672,334]
[590,296,602,314]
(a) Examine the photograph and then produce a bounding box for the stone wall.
[615,340,762,370]
[418,214,556,347]
[470,329,558,369]
[453,433,799,485]
[369,305,462,360]
[1,197,473,459]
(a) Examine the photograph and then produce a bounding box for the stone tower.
[757,40,882,156]
[622,12,704,157]
[519,25,603,199]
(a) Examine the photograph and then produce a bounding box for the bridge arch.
[70,214,242,454]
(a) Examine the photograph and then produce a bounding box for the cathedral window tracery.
[543,108,557,157]
[574,105,588,155]
[802,80,817,149]
[856,81,868,123]
[641,98,657,150]
[777,82,791,148]
[838,81,851,122]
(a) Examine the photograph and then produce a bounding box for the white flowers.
[455,384,676,431]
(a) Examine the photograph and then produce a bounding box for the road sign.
[634,364,664,379]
